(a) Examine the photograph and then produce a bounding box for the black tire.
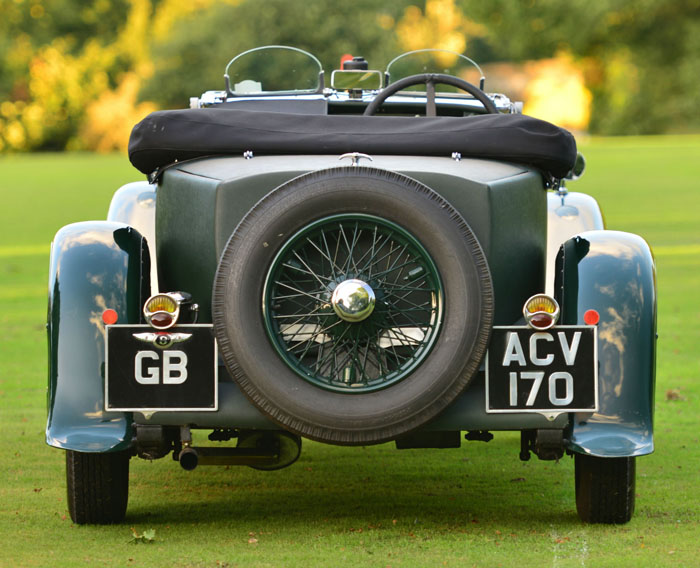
[575,454,635,524]
[213,167,493,445]
[66,450,130,524]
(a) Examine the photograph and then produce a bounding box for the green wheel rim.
[263,214,444,393]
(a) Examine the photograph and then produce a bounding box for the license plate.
[105,324,218,412]
[485,326,597,414]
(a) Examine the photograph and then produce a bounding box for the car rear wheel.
[66,450,130,524]
[213,167,493,445]
[575,454,635,523]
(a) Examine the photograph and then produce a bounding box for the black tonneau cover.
[128,108,577,178]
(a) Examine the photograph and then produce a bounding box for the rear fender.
[556,230,656,457]
[46,222,150,452]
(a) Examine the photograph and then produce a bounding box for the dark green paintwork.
[48,165,656,454]
[46,222,149,452]
[156,155,546,326]
[556,230,656,457]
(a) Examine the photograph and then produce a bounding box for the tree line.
[1,0,698,152]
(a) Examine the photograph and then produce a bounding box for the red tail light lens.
[583,309,600,325]
[102,309,118,325]
[529,312,554,329]
[150,312,174,328]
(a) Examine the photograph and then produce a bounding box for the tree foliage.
[1,0,699,152]
[459,0,700,133]
[0,0,147,151]
[140,0,700,133]
[0,0,234,151]
[141,0,413,108]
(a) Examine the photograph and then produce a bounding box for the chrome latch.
[339,152,373,166]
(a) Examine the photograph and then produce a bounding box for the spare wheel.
[213,167,493,445]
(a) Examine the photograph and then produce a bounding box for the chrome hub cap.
[331,279,376,322]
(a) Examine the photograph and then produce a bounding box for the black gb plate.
[105,324,218,412]
[486,325,597,414]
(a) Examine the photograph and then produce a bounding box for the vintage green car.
[47,46,656,525]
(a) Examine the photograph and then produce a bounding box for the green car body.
[46,46,655,525]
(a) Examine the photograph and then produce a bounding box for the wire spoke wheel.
[264,214,443,393]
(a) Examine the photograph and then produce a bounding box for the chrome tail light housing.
[143,292,193,329]
[523,294,560,330]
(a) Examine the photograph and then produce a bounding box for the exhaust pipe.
[176,429,302,470]
[177,445,282,470]
[178,447,199,471]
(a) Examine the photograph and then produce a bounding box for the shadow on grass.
[124,440,581,529]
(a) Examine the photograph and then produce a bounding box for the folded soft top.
[128,108,577,178]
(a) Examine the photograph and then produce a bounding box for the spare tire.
[213,167,493,445]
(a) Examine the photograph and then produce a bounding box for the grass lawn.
[1,138,699,567]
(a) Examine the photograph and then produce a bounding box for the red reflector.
[102,309,118,325]
[583,309,600,325]
[530,313,554,329]
[150,312,174,328]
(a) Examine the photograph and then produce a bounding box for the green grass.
[1,138,699,567]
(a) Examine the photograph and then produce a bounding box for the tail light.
[143,292,191,329]
[523,294,560,330]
